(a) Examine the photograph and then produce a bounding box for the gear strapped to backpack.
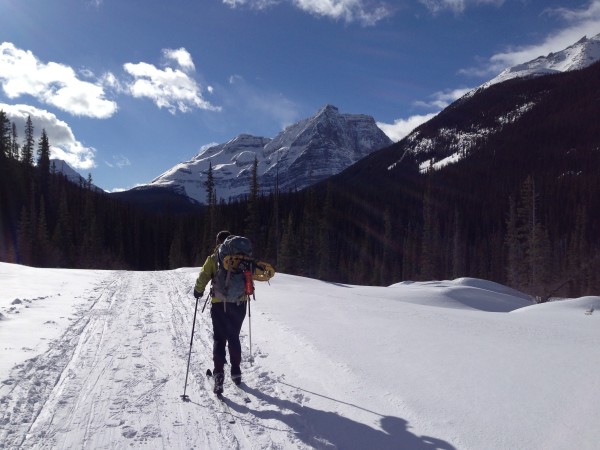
[212,235,275,303]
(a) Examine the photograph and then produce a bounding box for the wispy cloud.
[419,0,504,15]
[413,87,472,109]
[461,0,600,77]
[123,48,219,114]
[2,103,96,169]
[105,155,131,169]
[223,0,393,26]
[225,74,301,130]
[0,42,118,118]
[377,87,470,141]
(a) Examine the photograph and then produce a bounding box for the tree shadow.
[228,384,456,450]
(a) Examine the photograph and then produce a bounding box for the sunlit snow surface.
[1,263,599,449]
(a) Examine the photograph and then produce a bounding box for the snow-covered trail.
[0,270,308,449]
[4,269,438,450]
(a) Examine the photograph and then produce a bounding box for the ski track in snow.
[0,270,319,449]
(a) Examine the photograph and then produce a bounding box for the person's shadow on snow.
[229,384,456,450]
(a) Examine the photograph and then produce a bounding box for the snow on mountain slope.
[1,262,599,449]
[51,158,103,192]
[145,105,392,203]
[388,34,600,175]
[481,33,600,89]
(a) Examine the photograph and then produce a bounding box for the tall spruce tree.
[203,161,216,251]
[0,110,10,160]
[11,122,19,160]
[22,115,35,167]
[37,129,51,180]
[245,156,260,248]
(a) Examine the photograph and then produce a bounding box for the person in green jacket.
[194,230,247,394]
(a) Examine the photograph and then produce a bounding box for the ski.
[233,383,251,404]
[206,369,236,424]
[207,369,251,403]
[216,394,236,424]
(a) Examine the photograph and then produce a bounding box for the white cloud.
[223,0,392,25]
[413,87,472,109]
[2,103,96,169]
[377,87,469,142]
[223,0,283,9]
[105,154,131,169]
[0,42,117,119]
[123,48,220,114]
[163,48,195,72]
[462,1,600,77]
[419,0,504,15]
[377,113,438,142]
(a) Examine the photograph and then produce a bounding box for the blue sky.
[1,0,600,192]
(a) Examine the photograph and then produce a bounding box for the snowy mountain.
[481,33,600,89]
[382,33,600,173]
[1,262,599,449]
[138,105,392,204]
[51,158,103,192]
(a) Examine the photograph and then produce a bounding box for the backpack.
[213,235,254,302]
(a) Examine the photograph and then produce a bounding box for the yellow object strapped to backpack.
[222,254,275,282]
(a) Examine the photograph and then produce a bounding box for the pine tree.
[245,156,260,248]
[317,183,333,280]
[11,122,19,160]
[420,175,435,279]
[504,196,523,287]
[278,213,296,273]
[203,162,216,251]
[37,129,51,180]
[0,110,10,160]
[22,115,35,166]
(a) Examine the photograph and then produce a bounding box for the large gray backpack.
[212,235,253,302]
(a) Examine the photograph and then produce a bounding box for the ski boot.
[213,371,224,395]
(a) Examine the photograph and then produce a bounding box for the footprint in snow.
[121,426,137,439]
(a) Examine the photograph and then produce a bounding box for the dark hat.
[216,230,231,244]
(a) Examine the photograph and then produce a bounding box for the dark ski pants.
[210,301,247,376]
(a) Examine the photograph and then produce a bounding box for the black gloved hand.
[194,289,203,299]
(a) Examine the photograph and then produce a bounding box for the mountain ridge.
[133,104,392,204]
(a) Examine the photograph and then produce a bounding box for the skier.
[193,230,248,394]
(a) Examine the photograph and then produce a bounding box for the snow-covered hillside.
[1,263,599,449]
[388,33,600,175]
[50,158,103,192]
[481,33,600,89]
[143,105,392,204]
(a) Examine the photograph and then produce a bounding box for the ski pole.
[181,293,201,402]
[247,296,254,366]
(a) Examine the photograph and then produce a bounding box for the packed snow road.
[3,268,449,450]
[0,269,321,449]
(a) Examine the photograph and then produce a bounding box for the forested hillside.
[2,61,600,298]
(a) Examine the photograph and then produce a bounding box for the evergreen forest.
[1,62,600,300]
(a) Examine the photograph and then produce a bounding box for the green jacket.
[195,254,217,301]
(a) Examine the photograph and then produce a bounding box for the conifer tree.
[0,111,10,160]
[37,129,51,179]
[203,162,216,252]
[505,196,523,287]
[245,156,260,247]
[420,174,435,279]
[22,115,35,166]
[11,123,19,160]
[317,183,333,280]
